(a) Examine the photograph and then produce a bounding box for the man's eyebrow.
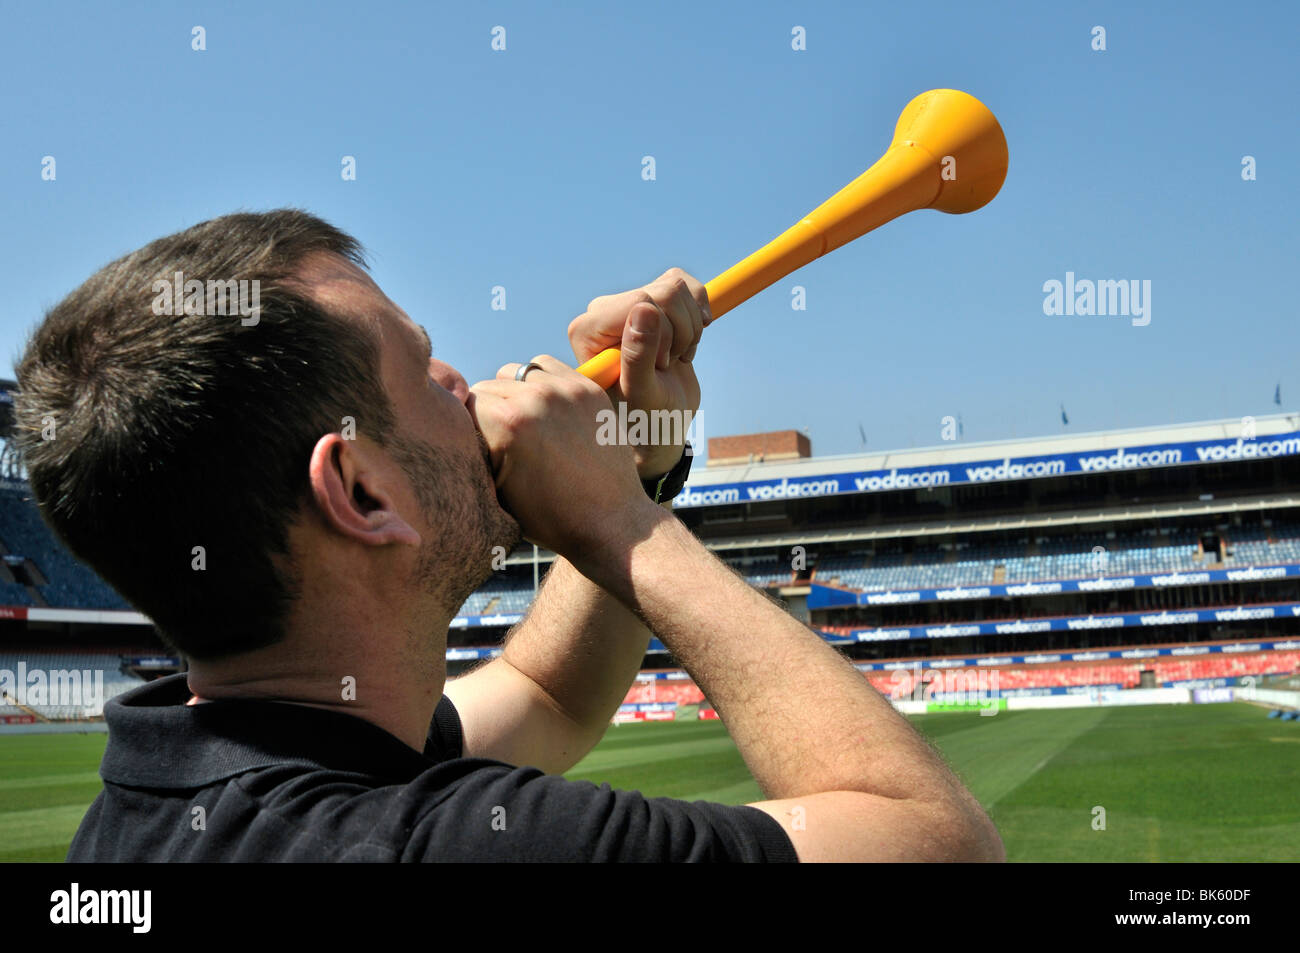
[417,324,433,357]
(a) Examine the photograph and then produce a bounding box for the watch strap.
[642,442,693,504]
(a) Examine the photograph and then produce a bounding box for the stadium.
[4,366,1298,862]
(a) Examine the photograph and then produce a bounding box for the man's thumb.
[619,302,662,398]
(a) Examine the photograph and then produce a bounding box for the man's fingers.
[471,378,515,398]
[521,353,589,383]
[462,388,507,479]
[657,280,693,364]
[570,289,647,361]
[494,355,584,386]
[495,363,526,383]
[569,269,709,369]
[649,269,705,362]
[620,302,664,401]
[655,310,673,370]
[680,269,712,327]
[661,270,706,360]
[656,267,710,324]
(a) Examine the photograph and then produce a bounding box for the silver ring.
[514,361,544,382]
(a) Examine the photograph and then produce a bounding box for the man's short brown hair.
[14,209,396,659]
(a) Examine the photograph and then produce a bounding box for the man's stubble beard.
[392,430,521,614]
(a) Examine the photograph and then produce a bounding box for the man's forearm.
[575,504,971,806]
[446,496,676,773]
[498,498,677,738]
[499,553,652,735]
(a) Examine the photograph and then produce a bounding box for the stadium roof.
[692,412,1300,487]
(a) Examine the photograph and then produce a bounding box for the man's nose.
[429,358,470,403]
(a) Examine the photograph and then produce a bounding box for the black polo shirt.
[68,674,796,862]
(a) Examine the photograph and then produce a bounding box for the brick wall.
[707,430,811,466]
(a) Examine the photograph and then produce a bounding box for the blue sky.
[2,0,1296,459]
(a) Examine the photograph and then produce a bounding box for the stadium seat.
[0,487,132,610]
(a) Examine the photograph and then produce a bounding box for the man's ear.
[307,433,421,548]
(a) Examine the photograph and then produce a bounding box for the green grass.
[0,732,107,862]
[568,703,1300,861]
[3,703,1298,861]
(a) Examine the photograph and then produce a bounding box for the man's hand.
[567,268,710,478]
[467,355,664,565]
[450,273,709,778]
[454,354,678,776]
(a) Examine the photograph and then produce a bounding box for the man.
[16,209,1002,862]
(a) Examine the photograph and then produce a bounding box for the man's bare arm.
[573,502,1004,863]
[442,548,656,774]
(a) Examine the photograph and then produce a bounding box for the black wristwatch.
[642,442,693,504]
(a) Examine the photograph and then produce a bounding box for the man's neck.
[185,611,453,753]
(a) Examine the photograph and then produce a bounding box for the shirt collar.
[100,673,438,788]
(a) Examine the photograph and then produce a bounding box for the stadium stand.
[0,581,32,606]
[812,530,1214,593]
[0,652,144,719]
[623,648,1300,709]
[623,680,706,706]
[455,575,537,617]
[5,479,1298,626]
[1227,522,1300,564]
[735,556,792,588]
[810,524,1300,596]
[2,407,1299,725]
[871,649,1300,697]
[0,486,131,610]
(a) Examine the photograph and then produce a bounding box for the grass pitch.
[0,733,107,863]
[566,702,1300,861]
[2,703,1297,862]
